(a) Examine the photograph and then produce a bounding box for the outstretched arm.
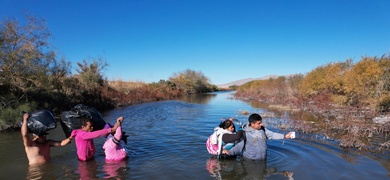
[222,130,243,143]
[49,136,74,147]
[265,128,285,140]
[21,113,33,147]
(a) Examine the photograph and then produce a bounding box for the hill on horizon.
[217,75,279,88]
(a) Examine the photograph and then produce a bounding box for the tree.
[0,15,71,128]
[169,69,213,94]
[299,65,327,97]
[344,56,382,107]
[76,57,108,90]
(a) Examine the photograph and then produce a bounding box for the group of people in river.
[207,113,294,160]
[21,110,293,168]
[21,113,128,165]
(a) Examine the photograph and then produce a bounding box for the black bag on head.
[60,104,106,137]
[22,110,57,136]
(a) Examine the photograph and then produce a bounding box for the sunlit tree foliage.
[0,15,219,130]
[236,75,305,105]
[0,16,71,128]
[169,69,216,94]
[236,54,390,113]
[76,57,108,90]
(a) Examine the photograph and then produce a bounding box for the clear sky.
[1,0,389,85]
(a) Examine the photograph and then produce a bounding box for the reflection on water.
[77,160,99,179]
[206,156,294,180]
[27,164,46,180]
[76,154,130,179]
[103,160,129,178]
[0,91,389,179]
[177,93,217,104]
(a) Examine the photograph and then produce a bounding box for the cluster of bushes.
[235,55,390,116]
[234,55,390,149]
[0,16,216,130]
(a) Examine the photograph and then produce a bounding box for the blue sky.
[1,0,389,85]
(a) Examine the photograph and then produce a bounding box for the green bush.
[0,103,36,130]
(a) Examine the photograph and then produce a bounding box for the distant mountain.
[217,75,279,88]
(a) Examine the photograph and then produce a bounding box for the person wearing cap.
[70,116,123,161]
[223,113,293,160]
[21,113,73,165]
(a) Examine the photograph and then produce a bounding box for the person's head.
[81,117,93,132]
[219,119,235,132]
[248,113,262,130]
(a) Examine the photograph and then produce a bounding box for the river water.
[0,91,389,179]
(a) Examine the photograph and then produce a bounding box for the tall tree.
[76,57,108,91]
[0,15,70,128]
[169,69,213,94]
[0,16,70,93]
[344,56,382,107]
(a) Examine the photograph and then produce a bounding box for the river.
[0,91,388,179]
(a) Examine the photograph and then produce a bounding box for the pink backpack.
[206,132,219,155]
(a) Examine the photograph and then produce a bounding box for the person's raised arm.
[110,116,123,133]
[21,113,33,147]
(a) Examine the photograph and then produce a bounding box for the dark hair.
[219,119,235,130]
[248,113,262,124]
[81,117,93,127]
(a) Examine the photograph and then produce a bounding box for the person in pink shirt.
[70,116,123,161]
[103,123,128,162]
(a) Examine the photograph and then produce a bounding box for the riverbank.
[234,93,390,151]
[1,92,389,179]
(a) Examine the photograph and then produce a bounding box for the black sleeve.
[222,130,243,143]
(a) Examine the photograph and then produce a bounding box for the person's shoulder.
[72,129,84,134]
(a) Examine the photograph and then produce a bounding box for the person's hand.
[285,132,293,139]
[222,150,229,155]
[23,113,29,121]
[117,116,124,124]
[283,171,294,178]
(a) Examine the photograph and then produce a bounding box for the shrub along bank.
[0,16,217,130]
[234,55,390,150]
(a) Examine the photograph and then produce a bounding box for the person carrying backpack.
[223,113,293,160]
[206,119,243,158]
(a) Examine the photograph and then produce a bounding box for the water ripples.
[1,92,388,179]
